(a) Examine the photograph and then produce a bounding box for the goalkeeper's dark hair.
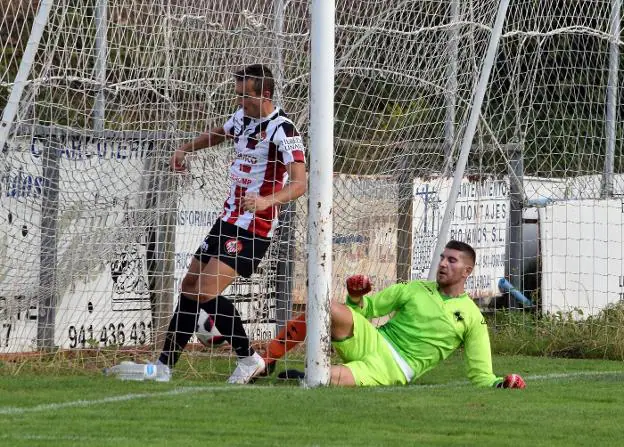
[445,240,476,266]
[234,64,275,98]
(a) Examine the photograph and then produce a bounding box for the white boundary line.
[374,370,624,392]
[0,370,622,415]
[525,370,624,381]
[0,385,234,415]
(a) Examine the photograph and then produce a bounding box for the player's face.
[235,79,264,118]
[436,248,473,288]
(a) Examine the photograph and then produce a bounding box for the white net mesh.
[1,1,623,369]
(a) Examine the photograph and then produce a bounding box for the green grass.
[0,354,623,446]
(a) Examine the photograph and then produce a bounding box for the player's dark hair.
[445,240,476,266]
[234,64,274,98]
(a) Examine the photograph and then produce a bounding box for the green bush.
[488,303,624,361]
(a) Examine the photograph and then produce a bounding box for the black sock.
[158,294,200,367]
[200,296,254,358]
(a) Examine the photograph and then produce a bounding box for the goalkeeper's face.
[436,248,474,288]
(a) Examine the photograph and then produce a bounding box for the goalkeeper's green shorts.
[331,307,408,387]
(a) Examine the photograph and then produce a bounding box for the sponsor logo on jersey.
[281,136,305,152]
[200,241,210,252]
[225,238,243,254]
[236,153,258,164]
[230,172,253,185]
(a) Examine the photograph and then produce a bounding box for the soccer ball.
[195,309,227,347]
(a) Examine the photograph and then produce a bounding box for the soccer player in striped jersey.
[159,64,307,384]
[267,241,526,389]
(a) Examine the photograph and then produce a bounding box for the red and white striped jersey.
[221,107,306,238]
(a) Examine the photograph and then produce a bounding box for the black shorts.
[193,219,271,278]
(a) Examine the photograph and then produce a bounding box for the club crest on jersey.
[254,131,267,140]
[225,238,243,254]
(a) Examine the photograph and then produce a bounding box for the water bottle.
[104,361,170,382]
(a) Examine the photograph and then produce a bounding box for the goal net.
[1,0,623,375]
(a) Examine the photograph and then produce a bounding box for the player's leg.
[330,301,355,339]
[271,303,354,380]
[261,312,307,374]
[331,306,407,387]
[194,258,248,358]
[157,257,205,368]
[158,219,238,369]
[273,304,360,382]
[328,303,359,386]
[199,221,271,383]
[172,253,264,384]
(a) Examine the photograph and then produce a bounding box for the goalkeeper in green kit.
[271,240,525,389]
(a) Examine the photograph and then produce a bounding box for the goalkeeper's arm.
[344,275,409,319]
[463,312,526,389]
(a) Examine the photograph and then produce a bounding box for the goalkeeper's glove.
[346,275,372,298]
[496,373,526,389]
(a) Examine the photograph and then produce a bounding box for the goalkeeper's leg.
[260,312,307,375]
[263,303,359,377]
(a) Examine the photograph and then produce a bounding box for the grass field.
[1,353,623,446]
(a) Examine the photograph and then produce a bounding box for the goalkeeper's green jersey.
[346,280,502,387]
